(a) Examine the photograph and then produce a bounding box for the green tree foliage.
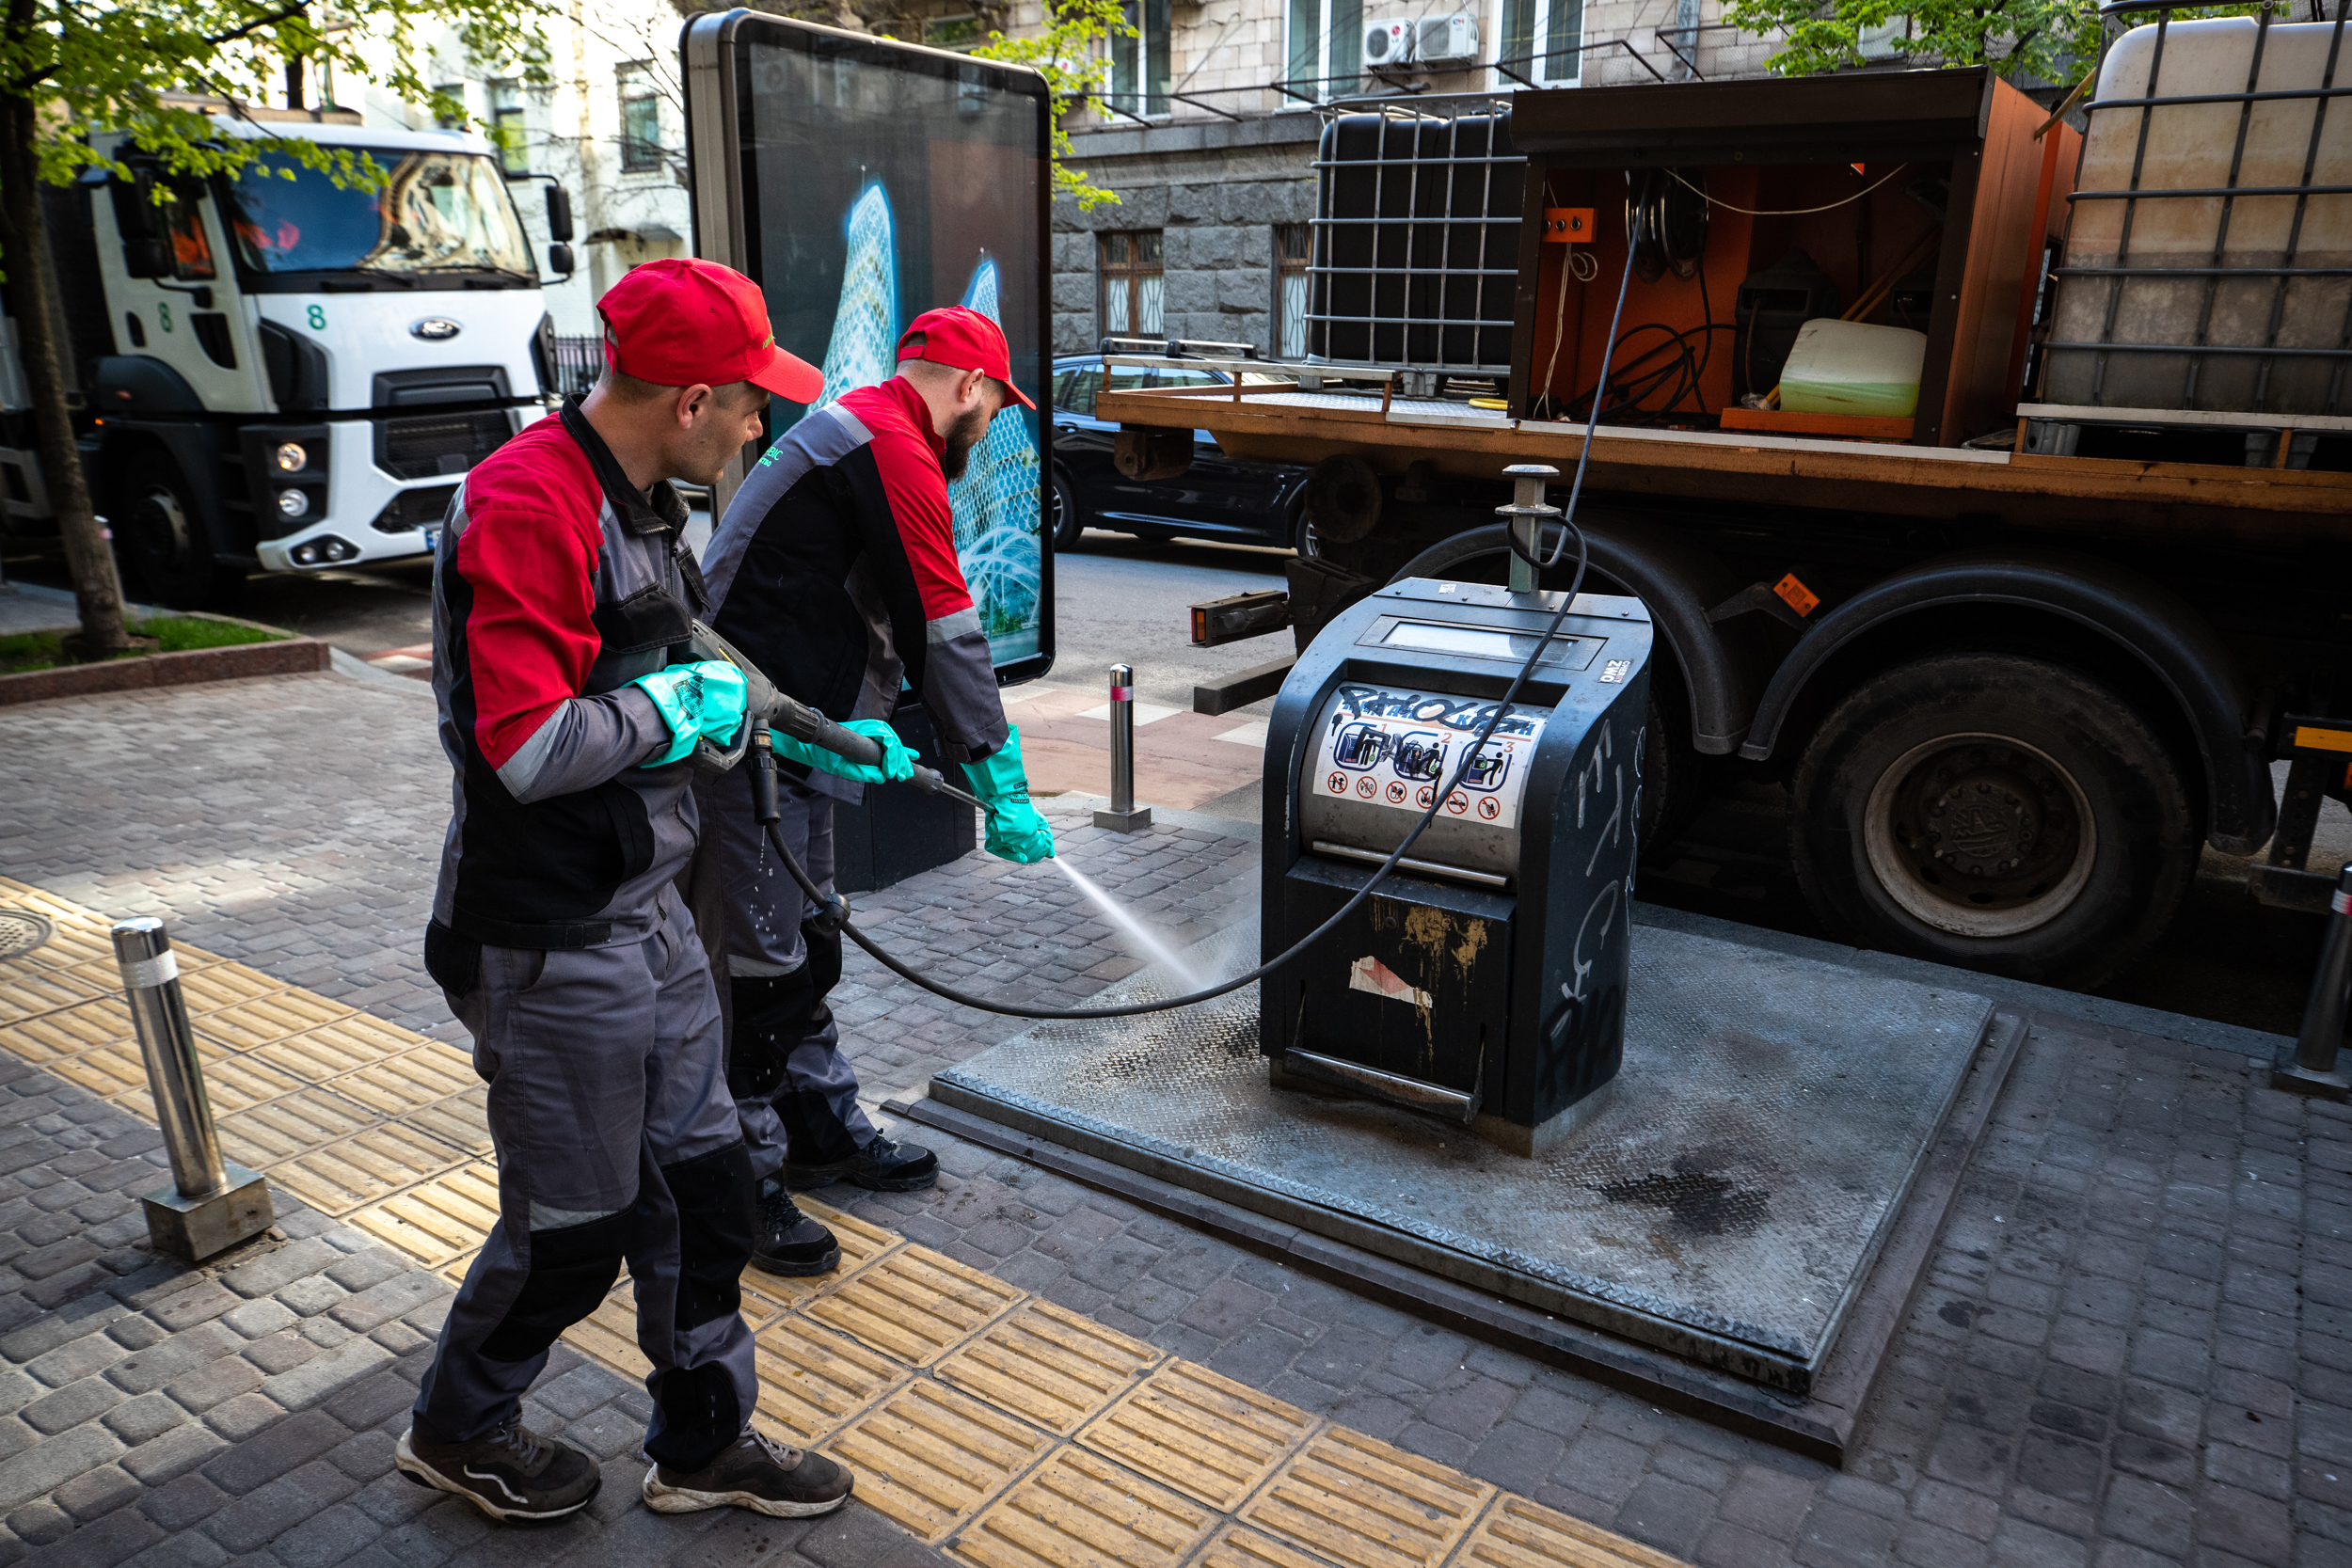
[973,0,1132,211]
[1720,0,2102,83]
[0,0,549,647]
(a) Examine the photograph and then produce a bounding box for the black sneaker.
[394,1418,600,1522]
[787,1134,939,1194]
[642,1427,853,1517]
[752,1176,841,1276]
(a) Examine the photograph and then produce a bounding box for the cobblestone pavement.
[1,670,2349,1567]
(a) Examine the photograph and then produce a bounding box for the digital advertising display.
[688,14,1054,682]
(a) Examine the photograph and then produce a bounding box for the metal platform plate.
[932,919,1994,1391]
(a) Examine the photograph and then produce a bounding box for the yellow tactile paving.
[1079,1360,1315,1512]
[566,1287,653,1381]
[750,1314,909,1446]
[1194,1522,1342,1568]
[0,878,1692,1568]
[805,1244,1024,1368]
[937,1298,1163,1438]
[189,1051,309,1114]
[8,996,134,1061]
[1240,1428,1496,1568]
[1457,1494,1692,1568]
[824,1378,1053,1543]
[170,962,289,1016]
[197,990,356,1052]
[349,1161,501,1267]
[405,1088,493,1155]
[332,1047,478,1114]
[956,1444,1217,1568]
[215,1086,379,1167]
[0,968,105,1023]
[267,1120,469,1214]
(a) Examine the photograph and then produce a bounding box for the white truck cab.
[42,118,564,606]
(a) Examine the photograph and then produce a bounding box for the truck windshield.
[226,150,532,277]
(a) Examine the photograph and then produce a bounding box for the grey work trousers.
[698,765,877,1182]
[411,890,758,1471]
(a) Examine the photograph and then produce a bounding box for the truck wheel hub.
[1863,735,2096,940]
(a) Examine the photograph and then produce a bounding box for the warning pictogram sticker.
[1445,793,1469,815]
[1477,797,1501,820]
[1327,771,1347,794]
[1356,776,1378,799]
[1386,781,1407,803]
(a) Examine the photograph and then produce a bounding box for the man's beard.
[941,404,989,481]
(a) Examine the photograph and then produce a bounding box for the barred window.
[1099,230,1165,339]
[1274,224,1311,359]
[619,63,662,174]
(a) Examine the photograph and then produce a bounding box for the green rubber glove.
[961,726,1056,863]
[773,719,916,784]
[632,661,748,767]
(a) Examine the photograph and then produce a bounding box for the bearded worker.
[694,305,1056,1276]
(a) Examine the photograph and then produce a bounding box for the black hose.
[753,246,1634,1022]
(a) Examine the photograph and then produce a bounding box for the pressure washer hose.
[752,248,1639,1022]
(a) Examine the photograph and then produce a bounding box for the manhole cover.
[0,911,54,961]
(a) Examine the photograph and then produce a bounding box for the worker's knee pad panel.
[663,1141,754,1333]
[800,921,842,997]
[478,1208,631,1362]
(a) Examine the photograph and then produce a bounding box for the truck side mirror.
[544,185,575,244]
[108,170,169,279]
[547,241,575,280]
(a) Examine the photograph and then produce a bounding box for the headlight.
[277,488,310,518]
[274,441,308,472]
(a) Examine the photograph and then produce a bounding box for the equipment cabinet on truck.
[1104,4,2352,990]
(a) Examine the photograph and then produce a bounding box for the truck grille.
[375,411,514,481]
[372,484,458,534]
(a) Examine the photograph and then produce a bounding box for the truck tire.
[1788,652,2194,988]
[117,453,242,611]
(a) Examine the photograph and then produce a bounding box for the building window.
[1108,0,1171,118]
[1502,0,1583,85]
[489,79,528,177]
[433,83,465,131]
[1274,225,1311,359]
[1100,230,1165,339]
[926,14,984,49]
[618,62,662,173]
[1286,0,1362,101]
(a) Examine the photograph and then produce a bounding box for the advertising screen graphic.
[704,19,1054,679]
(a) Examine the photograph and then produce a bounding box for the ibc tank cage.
[1308,100,1524,375]
[2039,0,2352,425]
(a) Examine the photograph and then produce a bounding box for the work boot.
[642,1427,853,1517]
[751,1176,840,1276]
[787,1133,939,1194]
[394,1418,600,1522]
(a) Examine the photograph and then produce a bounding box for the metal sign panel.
[684,12,1055,685]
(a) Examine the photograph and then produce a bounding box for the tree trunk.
[0,90,131,652]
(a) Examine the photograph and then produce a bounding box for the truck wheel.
[1049,469,1083,553]
[1788,652,2194,988]
[117,454,241,611]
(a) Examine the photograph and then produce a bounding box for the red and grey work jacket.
[429,400,709,948]
[702,376,1009,800]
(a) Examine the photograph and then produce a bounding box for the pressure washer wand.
[756,692,986,809]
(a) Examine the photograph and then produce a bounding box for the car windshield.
[226,149,532,276]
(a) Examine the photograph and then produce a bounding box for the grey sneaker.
[642,1427,854,1517]
[394,1418,600,1522]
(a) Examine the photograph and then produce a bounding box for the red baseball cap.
[596,259,823,404]
[896,306,1037,411]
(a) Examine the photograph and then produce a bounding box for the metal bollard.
[112,919,273,1259]
[2275,863,2352,1101]
[1496,464,1563,595]
[1093,661,1154,832]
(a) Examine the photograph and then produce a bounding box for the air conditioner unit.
[1364,20,1412,68]
[1415,14,1479,67]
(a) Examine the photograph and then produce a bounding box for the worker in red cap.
[695,304,1049,1277]
[398,258,889,1526]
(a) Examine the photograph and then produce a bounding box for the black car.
[1049,355,1315,554]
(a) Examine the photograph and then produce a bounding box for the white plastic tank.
[2042,17,2352,415]
[1779,319,1928,417]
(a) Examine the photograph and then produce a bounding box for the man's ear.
[676,384,716,428]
